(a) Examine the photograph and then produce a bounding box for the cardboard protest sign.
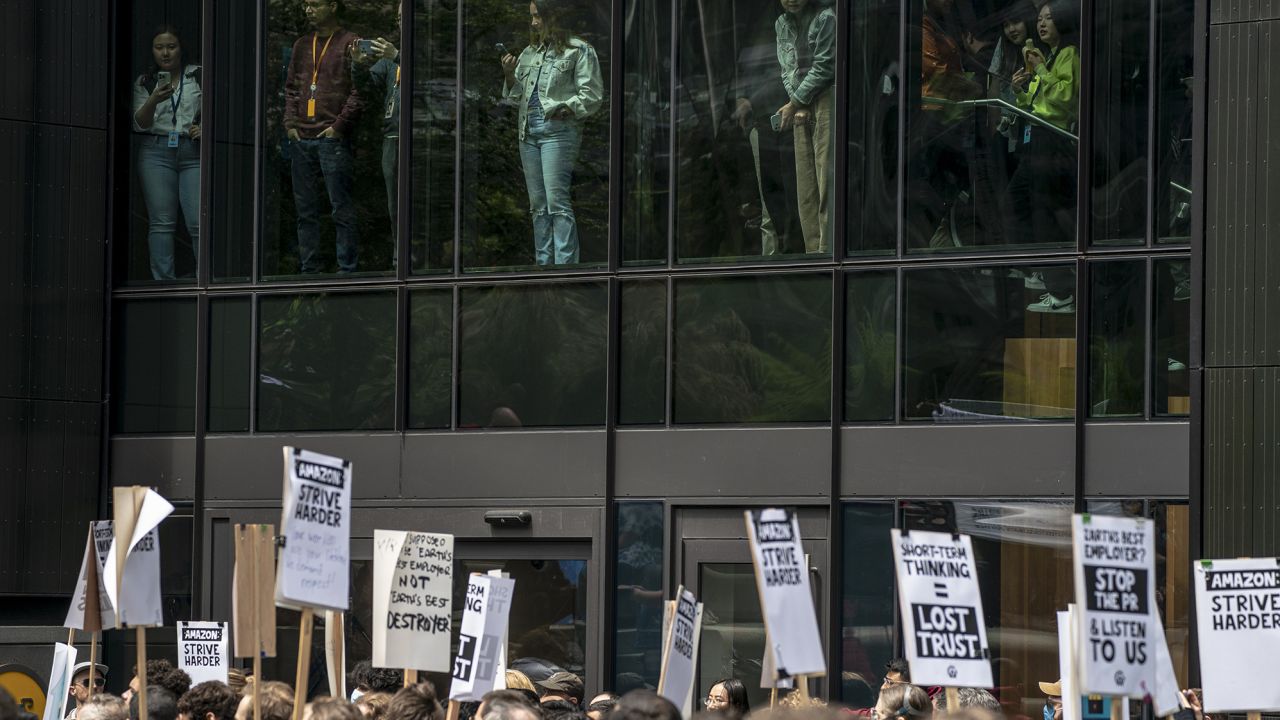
[744,508,826,680]
[486,569,509,690]
[276,447,352,611]
[657,586,704,717]
[103,487,174,628]
[450,574,517,702]
[233,524,278,658]
[41,643,76,720]
[1150,614,1183,717]
[65,521,116,631]
[178,621,229,685]
[1193,558,1280,712]
[891,529,993,687]
[1071,514,1156,698]
[372,530,455,671]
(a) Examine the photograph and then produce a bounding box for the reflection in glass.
[621,0,671,265]
[1091,0,1149,246]
[212,0,255,280]
[620,281,667,425]
[1155,0,1193,243]
[459,283,607,427]
[1153,258,1190,416]
[698,563,769,709]
[847,0,900,255]
[113,299,197,433]
[904,264,1077,421]
[408,290,453,429]
[1153,501,1191,684]
[257,292,396,431]
[1089,261,1144,417]
[673,275,831,423]
[614,502,665,690]
[209,297,251,432]
[846,271,897,422]
[411,0,458,273]
[840,503,895,708]
[352,6,404,266]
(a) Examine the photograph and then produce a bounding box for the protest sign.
[178,621,229,685]
[372,530,455,672]
[450,574,517,702]
[1150,614,1183,717]
[65,521,116,631]
[233,524,278,659]
[275,447,352,612]
[744,508,826,681]
[103,488,174,628]
[657,585,703,717]
[41,643,76,720]
[1193,558,1280,712]
[1058,608,1082,720]
[486,569,509,690]
[1071,514,1156,698]
[891,529,992,688]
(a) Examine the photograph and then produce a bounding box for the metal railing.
[921,95,1080,142]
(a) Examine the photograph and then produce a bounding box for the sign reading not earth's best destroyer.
[744,508,826,680]
[276,447,352,611]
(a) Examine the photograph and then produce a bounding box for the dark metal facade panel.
[0,0,109,128]
[0,399,29,591]
[0,121,33,398]
[401,431,608,500]
[1205,367,1280,556]
[203,434,404,500]
[109,437,198,500]
[1260,22,1280,366]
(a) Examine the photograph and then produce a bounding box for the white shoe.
[1168,358,1187,372]
[1026,293,1075,313]
[1023,271,1046,290]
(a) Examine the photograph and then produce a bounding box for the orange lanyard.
[310,32,335,94]
[395,65,400,86]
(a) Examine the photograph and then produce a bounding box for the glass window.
[906,0,1080,251]
[1155,0,1194,244]
[1089,260,1144,418]
[1090,0,1149,246]
[459,283,607,427]
[675,1,835,263]
[904,264,1076,421]
[208,297,251,432]
[211,0,255,281]
[846,271,897,422]
[461,1,610,271]
[1153,501,1191,684]
[262,0,397,278]
[621,0,672,266]
[1153,257,1190,416]
[257,292,396,431]
[113,299,197,433]
[698,563,769,707]
[840,502,895,708]
[614,502,665,690]
[847,0,900,256]
[408,289,453,429]
[620,281,667,425]
[124,9,204,284]
[673,274,831,423]
[410,0,458,274]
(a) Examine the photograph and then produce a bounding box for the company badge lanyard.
[167,73,184,148]
[385,65,400,120]
[308,32,336,119]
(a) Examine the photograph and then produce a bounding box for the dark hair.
[529,1,573,52]
[586,699,617,715]
[246,680,296,720]
[1039,0,1078,44]
[540,700,578,716]
[549,712,587,720]
[483,691,538,709]
[885,658,911,682]
[177,681,239,720]
[130,687,177,720]
[0,687,20,720]
[993,0,1046,79]
[160,669,193,700]
[707,679,749,716]
[608,691,680,720]
[385,683,445,720]
[352,661,404,694]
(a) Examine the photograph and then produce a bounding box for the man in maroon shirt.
[284,0,362,273]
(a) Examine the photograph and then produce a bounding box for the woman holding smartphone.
[132,25,202,281]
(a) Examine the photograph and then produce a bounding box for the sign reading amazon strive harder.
[178,621,229,685]
[744,508,825,681]
[1194,558,1280,712]
[276,447,352,611]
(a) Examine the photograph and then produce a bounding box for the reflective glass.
[619,281,667,425]
[1153,501,1191,684]
[1155,0,1194,243]
[408,289,453,429]
[112,299,197,433]
[698,563,769,707]
[839,502,895,708]
[673,274,831,423]
[1153,257,1190,416]
[257,292,396,431]
[1089,260,1144,417]
[614,502,665,690]
[621,0,672,266]
[410,0,458,273]
[459,283,608,427]
[1090,0,1149,246]
[461,1,610,270]
[262,0,398,278]
[906,0,1080,251]
[904,264,1076,421]
[675,1,835,262]
[211,0,254,281]
[208,297,251,432]
[847,0,900,255]
[845,271,897,422]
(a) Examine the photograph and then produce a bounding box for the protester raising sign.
[657,586,703,717]
[890,529,993,688]
[276,447,352,611]
[1193,558,1280,712]
[372,530,455,672]
[450,573,516,702]
[1071,514,1156,698]
[104,488,174,628]
[65,521,116,631]
[744,508,826,681]
[178,621,229,685]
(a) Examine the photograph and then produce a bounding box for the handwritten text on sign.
[277,447,352,611]
[372,530,454,672]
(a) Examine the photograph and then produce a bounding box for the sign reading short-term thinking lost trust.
[744,508,826,680]
[1071,514,1156,698]
[658,585,704,717]
[890,529,993,687]
[178,621,229,685]
[1193,558,1280,712]
[372,530,455,672]
[450,573,516,702]
[276,447,352,611]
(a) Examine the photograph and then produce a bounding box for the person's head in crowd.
[478,690,537,720]
[841,672,876,710]
[1035,0,1077,50]
[527,1,572,51]
[304,698,363,720]
[610,691,680,720]
[535,673,584,709]
[504,672,538,695]
[703,679,748,716]
[613,675,647,697]
[125,660,179,703]
[539,701,576,719]
[779,691,826,709]
[178,681,240,720]
[160,669,193,702]
[999,0,1039,50]
[302,0,340,32]
[78,695,128,720]
[129,687,177,720]
[547,712,585,720]
[384,683,444,720]
[70,663,110,707]
[584,694,616,720]
[1037,680,1062,720]
[874,684,930,720]
[234,680,294,720]
[954,689,1000,715]
[148,25,187,77]
[227,670,248,697]
[881,659,911,692]
[350,662,404,701]
[0,688,20,720]
[356,693,393,720]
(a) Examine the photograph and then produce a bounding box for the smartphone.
[770,112,783,132]
[156,70,171,87]
[495,42,511,57]
[356,39,375,55]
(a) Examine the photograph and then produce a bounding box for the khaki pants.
[793,89,834,254]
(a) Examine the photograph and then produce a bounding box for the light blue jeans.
[137,135,200,280]
[519,111,582,266]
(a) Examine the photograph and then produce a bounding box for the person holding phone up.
[132,24,201,281]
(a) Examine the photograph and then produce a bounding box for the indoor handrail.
[921,95,1079,142]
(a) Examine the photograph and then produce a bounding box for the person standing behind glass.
[775,0,836,255]
[353,5,402,261]
[284,0,363,274]
[132,25,201,281]
[500,0,603,267]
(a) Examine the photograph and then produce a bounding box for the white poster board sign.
[1193,558,1280,712]
[1071,514,1156,698]
[276,447,352,611]
[744,508,826,680]
[178,621,230,685]
[1150,614,1183,717]
[104,488,174,628]
[41,643,77,720]
[450,574,517,702]
[65,521,117,630]
[890,529,993,687]
[372,530,455,671]
[1057,608,1082,720]
[658,586,704,717]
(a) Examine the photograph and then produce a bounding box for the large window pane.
[1089,260,1144,417]
[620,281,667,425]
[621,0,671,266]
[208,297,251,432]
[211,0,255,281]
[846,271,897,422]
[461,1,610,270]
[1153,258,1190,416]
[673,274,831,423]
[614,502,665,690]
[113,299,197,433]
[904,264,1077,421]
[408,289,453,429]
[847,0,900,256]
[840,502,895,707]
[257,292,396,431]
[675,1,835,262]
[906,0,1080,251]
[1155,0,1194,244]
[262,1,397,278]
[410,0,458,274]
[1090,0,1149,246]
[459,283,607,427]
[123,5,203,284]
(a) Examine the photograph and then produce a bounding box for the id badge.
[1023,124,1032,145]
[168,130,180,148]
[384,96,395,120]
[307,98,317,118]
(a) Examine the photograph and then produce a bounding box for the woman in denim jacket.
[500,1,604,266]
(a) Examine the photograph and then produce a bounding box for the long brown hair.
[529,1,572,52]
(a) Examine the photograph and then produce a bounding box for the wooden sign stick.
[292,608,315,720]
[769,687,778,708]
[446,700,460,720]
[1247,712,1261,720]
[67,628,74,646]
[1110,698,1121,720]
[946,688,959,713]
[88,632,98,698]
[137,626,149,720]
[252,530,262,720]
[796,675,810,702]
[403,669,418,688]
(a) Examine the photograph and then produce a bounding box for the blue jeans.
[519,112,582,265]
[291,138,357,273]
[137,135,200,280]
